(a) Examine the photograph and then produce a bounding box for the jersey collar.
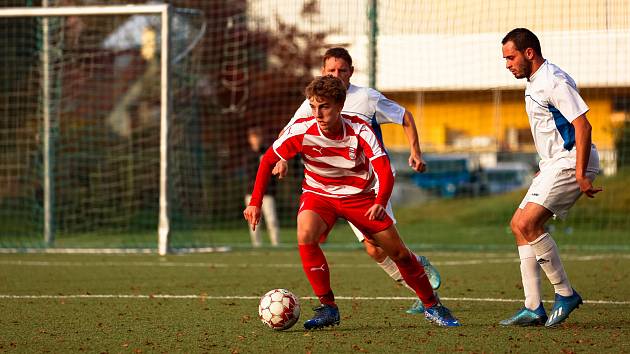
[528,59,547,83]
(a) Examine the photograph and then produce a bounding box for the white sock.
[529,233,573,296]
[377,257,414,292]
[518,245,542,310]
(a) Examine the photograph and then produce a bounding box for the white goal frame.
[0,5,173,255]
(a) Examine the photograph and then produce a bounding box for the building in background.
[1,0,628,249]
[250,0,630,175]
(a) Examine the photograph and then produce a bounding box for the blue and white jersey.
[525,60,598,171]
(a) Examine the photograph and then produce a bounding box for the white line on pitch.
[0,294,627,305]
[0,260,512,267]
[0,254,627,268]
[1,260,511,268]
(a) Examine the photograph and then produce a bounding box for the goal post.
[2,1,628,254]
[0,4,177,254]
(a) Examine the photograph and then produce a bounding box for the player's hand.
[577,175,603,198]
[243,206,261,231]
[409,153,426,173]
[365,204,386,221]
[272,160,289,179]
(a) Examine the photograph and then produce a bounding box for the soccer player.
[500,28,602,327]
[273,47,441,314]
[244,76,460,328]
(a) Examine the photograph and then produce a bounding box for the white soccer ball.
[258,289,301,330]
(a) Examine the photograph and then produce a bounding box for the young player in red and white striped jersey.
[274,113,385,198]
[244,76,460,329]
[274,48,441,316]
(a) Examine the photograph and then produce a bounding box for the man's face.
[502,41,532,79]
[321,57,353,88]
[247,131,261,151]
[309,95,343,134]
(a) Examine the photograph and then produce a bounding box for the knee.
[512,217,538,239]
[387,247,412,263]
[297,227,319,245]
[364,241,386,262]
[510,216,522,236]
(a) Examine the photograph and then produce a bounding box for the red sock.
[298,243,335,306]
[395,252,437,307]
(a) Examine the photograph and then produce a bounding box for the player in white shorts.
[273,47,441,314]
[501,28,602,327]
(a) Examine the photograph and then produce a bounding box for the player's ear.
[349,66,354,76]
[524,48,535,60]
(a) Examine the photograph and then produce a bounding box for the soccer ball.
[258,289,300,330]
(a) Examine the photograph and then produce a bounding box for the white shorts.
[518,168,598,220]
[348,199,396,242]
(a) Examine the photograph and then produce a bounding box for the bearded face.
[502,41,533,79]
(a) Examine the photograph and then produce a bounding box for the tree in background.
[173,0,328,224]
[0,0,330,230]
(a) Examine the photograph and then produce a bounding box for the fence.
[1,0,628,252]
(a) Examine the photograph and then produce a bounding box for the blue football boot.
[406,256,441,314]
[545,289,583,327]
[406,299,425,314]
[499,303,547,326]
[418,255,441,290]
[424,301,461,327]
[303,304,340,330]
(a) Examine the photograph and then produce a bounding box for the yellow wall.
[381,89,621,153]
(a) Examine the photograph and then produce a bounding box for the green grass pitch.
[1,250,628,353]
[0,171,628,352]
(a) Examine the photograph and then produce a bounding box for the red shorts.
[298,192,393,240]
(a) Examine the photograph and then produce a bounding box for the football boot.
[545,289,583,327]
[406,299,425,314]
[418,255,441,290]
[499,303,547,326]
[303,304,340,330]
[424,301,461,327]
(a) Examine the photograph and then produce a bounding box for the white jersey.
[525,60,598,172]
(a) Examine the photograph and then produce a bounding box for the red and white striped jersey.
[273,114,387,197]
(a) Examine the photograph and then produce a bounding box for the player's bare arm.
[572,115,603,198]
[401,110,426,173]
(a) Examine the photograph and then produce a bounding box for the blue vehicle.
[411,155,474,198]
[483,162,533,194]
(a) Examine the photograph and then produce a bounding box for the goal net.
[0,4,206,252]
[1,0,629,253]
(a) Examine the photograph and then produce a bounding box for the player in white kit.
[500,28,602,327]
[274,48,441,314]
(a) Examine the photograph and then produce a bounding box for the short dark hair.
[502,28,542,57]
[305,76,347,104]
[247,125,263,136]
[322,47,353,67]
